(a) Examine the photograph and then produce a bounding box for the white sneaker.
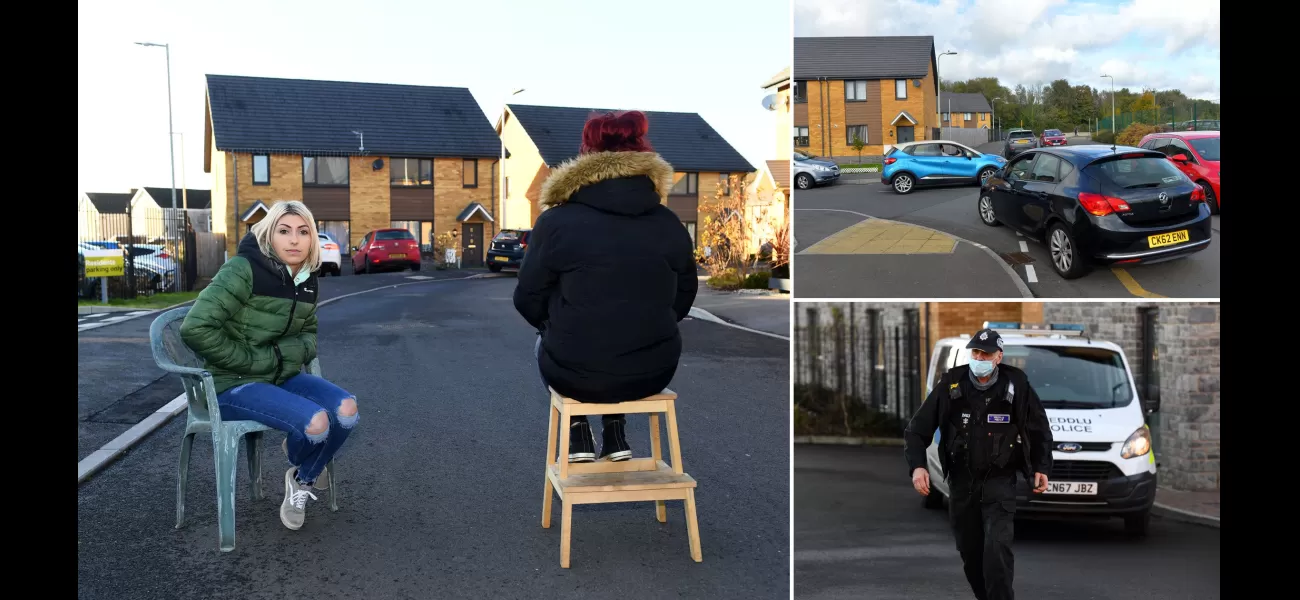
[279,467,317,530]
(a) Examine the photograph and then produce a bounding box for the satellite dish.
[761,93,780,111]
[913,79,922,87]
[372,159,384,171]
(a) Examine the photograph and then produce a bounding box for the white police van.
[922,322,1158,536]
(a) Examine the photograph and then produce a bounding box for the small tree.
[698,173,777,287]
[851,135,866,164]
[431,229,460,269]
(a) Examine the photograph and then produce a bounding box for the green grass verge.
[78,290,200,310]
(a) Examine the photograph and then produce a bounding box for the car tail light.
[1078,192,1131,216]
[158,251,170,259]
[1190,186,1206,203]
[323,243,338,250]
[1120,153,1146,159]
[884,157,897,165]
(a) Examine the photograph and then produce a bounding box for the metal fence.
[1098,107,1220,133]
[78,207,222,301]
[793,303,925,437]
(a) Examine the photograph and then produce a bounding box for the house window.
[793,81,806,103]
[794,126,810,147]
[719,173,731,196]
[845,80,867,101]
[303,156,349,186]
[317,221,351,253]
[895,79,907,99]
[391,158,433,186]
[672,173,698,195]
[462,159,478,188]
[981,113,987,121]
[390,220,434,251]
[253,155,270,185]
[504,176,510,199]
[965,113,973,120]
[683,222,696,245]
[942,112,950,122]
[846,125,868,146]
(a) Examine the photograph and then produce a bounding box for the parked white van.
[922,322,1159,536]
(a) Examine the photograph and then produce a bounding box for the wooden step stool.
[541,387,702,568]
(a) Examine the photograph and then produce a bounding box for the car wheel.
[1123,510,1150,538]
[978,167,996,187]
[978,194,1000,226]
[410,263,420,271]
[1200,182,1219,215]
[1047,222,1090,279]
[892,173,915,194]
[795,173,814,190]
[489,264,502,273]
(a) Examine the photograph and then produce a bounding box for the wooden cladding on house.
[846,84,881,139]
[301,187,350,220]
[390,187,434,220]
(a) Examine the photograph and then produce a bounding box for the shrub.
[706,269,742,290]
[742,271,770,289]
[1117,123,1161,147]
[1092,129,1116,144]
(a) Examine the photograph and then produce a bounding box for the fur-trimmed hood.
[539,151,675,214]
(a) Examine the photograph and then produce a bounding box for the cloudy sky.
[795,0,1220,100]
[78,0,788,196]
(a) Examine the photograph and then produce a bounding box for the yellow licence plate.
[389,253,406,259]
[494,256,509,262]
[1147,230,1189,248]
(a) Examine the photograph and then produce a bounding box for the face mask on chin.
[970,359,995,378]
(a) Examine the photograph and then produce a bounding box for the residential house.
[497,104,754,246]
[793,36,938,161]
[939,92,992,129]
[204,75,502,266]
[79,192,134,242]
[762,67,792,161]
[128,187,214,241]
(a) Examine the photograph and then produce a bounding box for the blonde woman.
[181,200,358,531]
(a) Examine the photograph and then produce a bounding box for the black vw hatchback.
[976,145,1213,279]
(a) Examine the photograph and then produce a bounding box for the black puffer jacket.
[513,151,698,403]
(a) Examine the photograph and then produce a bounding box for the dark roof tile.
[794,36,935,80]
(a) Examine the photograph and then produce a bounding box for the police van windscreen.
[959,345,1133,408]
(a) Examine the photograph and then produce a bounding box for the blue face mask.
[970,359,995,378]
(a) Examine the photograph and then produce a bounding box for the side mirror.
[1171,153,1189,163]
[1144,383,1161,414]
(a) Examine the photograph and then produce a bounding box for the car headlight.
[1121,425,1152,459]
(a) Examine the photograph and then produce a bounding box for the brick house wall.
[795,64,936,163]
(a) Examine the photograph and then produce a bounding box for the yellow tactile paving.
[801,219,957,255]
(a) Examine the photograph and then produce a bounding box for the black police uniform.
[903,331,1053,600]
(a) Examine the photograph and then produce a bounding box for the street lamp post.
[1101,74,1115,134]
[937,51,957,132]
[500,88,525,230]
[992,97,1002,142]
[137,41,179,291]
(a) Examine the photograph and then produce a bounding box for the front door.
[461,223,484,268]
[897,126,915,143]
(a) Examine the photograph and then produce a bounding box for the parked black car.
[976,146,1213,279]
[486,228,531,272]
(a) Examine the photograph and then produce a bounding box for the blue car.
[880,140,1007,195]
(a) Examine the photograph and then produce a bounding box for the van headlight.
[1121,425,1152,459]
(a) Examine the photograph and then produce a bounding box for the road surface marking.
[1019,241,1029,253]
[1111,268,1167,298]
[405,275,434,280]
[800,219,956,255]
[1024,265,1038,283]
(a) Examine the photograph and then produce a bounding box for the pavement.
[77,266,492,462]
[691,276,790,338]
[78,277,790,598]
[794,444,1220,599]
[793,135,1220,299]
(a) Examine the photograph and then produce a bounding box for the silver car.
[793,151,841,189]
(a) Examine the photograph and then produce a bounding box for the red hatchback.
[351,228,421,274]
[1137,131,1220,214]
[1040,128,1067,146]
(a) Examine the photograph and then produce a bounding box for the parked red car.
[1039,128,1067,146]
[1137,131,1220,214]
[351,228,421,274]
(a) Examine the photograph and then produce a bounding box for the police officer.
[903,328,1054,600]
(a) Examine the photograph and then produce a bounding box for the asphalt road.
[794,445,1220,600]
[78,277,790,599]
[77,266,491,462]
[793,138,1220,299]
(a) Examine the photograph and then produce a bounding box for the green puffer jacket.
[180,233,319,394]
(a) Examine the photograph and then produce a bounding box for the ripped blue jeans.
[216,374,358,484]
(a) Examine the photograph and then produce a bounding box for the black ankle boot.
[599,416,632,462]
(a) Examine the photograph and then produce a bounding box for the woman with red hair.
[514,110,698,463]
